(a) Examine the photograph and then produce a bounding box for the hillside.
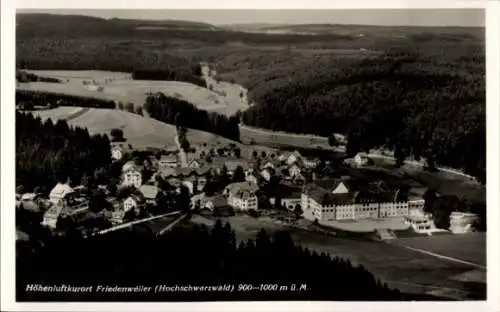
[18,70,245,116]
[16,13,217,37]
[31,107,241,150]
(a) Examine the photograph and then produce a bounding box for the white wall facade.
[123,170,142,188]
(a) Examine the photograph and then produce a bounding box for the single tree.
[124,102,135,113]
[110,128,125,142]
[232,166,246,183]
[328,134,339,147]
[423,189,438,214]
[293,204,303,219]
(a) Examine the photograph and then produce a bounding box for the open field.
[189,214,486,299]
[393,232,486,266]
[31,107,242,150]
[19,69,247,117]
[29,107,275,157]
[239,124,345,151]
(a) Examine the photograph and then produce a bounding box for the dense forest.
[17,220,407,301]
[16,90,117,109]
[16,112,111,193]
[144,92,240,141]
[239,50,485,183]
[132,68,206,88]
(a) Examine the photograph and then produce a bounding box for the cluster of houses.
[15,142,481,236]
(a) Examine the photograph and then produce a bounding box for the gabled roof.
[139,185,159,200]
[203,195,227,208]
[43,202,65,219]
[124,194,145,204]
[122,161,140,173]
[225,181,259,196]
[49,183,73,198]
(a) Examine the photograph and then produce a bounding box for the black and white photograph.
[1,1,499,311]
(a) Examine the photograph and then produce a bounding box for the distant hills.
[16,13,219,38]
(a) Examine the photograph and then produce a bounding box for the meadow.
[19,69,246,117]
[189,214,486,300]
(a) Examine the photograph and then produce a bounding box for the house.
[110,209,126,225]
[122,161,142,188]
[270,185,302,211]
[202,195,228,211]
[123,194,144,214]
[260,168,274,182]
[262,161,275,170]
[449,212,479,234]
[21,192,40,202]
[301,178,409,222]
[288,164,302,178]
[302,157,320,169]
[111,144,123,161]
[49,183,74,205]
[158,154,178,169]
[188,159,201,169]
[139,185,159,205]
[404,210,436,234]
[42,201,66,229]
[225,181,259,211]
[245,172,259,185]
[286,150,303,166]
[344,153,373,168]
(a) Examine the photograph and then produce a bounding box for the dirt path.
[391,243,486,270]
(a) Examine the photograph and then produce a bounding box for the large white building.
[225,181,259,211]
[122,161,142,188]
[301,179,410,221]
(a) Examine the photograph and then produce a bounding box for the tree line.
[16,219,409,301]
[132,68,206,88]
[16,90,117,109]
[241,52,485,183]
[16,70,61,83]
[144,92,240,141]
[16,112,111,194]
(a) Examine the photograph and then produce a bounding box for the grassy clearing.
[20,70,246,117]
[33,107,177,149]
[188,214,485,299]
[393,232,486,266]
[239,124,342,150]
[30,107,274,156]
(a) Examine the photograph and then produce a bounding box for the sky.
[17,9,485,27]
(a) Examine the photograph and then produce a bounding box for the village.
[15,134,481,240]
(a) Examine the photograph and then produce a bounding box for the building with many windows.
[122,161,143,188]
[301,178,409,221]
[225,181,259,211]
